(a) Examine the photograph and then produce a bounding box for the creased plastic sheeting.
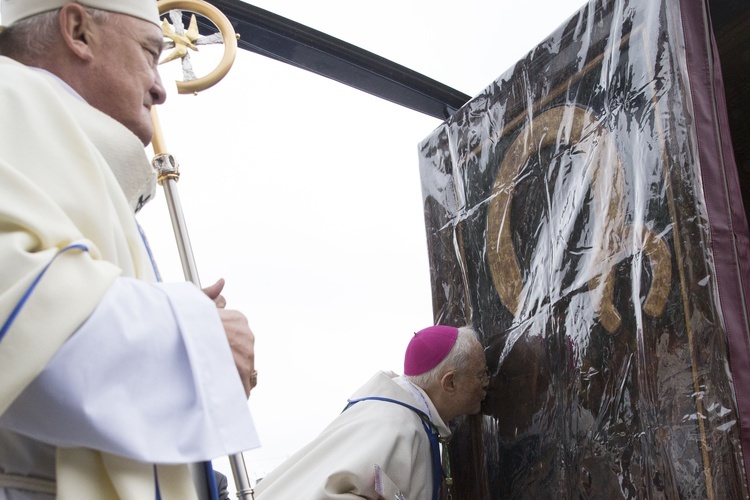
[418,0,749,498]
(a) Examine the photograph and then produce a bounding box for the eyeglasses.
[458,367,491,384]
[478,367,491,385]
[464,367,490,384]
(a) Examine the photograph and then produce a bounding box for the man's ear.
[58,3,96,61]
[440,370,457,394]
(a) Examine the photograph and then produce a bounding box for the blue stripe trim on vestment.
[0,243,89,343]
[137,221,162,282]
[155,465,162,500]
[142,220,219,499]
[154,461,219,499]
[205,461,220,500]
[345,396,443,500]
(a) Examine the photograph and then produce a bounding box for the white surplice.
[0,56,259,499]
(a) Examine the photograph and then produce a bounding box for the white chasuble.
[0,56,258,499]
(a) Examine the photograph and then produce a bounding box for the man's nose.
[151,71,167,105]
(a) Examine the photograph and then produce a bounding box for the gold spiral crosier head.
[156,0,238,95]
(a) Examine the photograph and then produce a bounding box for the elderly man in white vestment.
[0,1,260,498]
[254,325,489,500]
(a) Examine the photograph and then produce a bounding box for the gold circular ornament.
[157,0,238,94]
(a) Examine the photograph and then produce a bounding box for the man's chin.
[135,125,153,147]
[139,109,155,146]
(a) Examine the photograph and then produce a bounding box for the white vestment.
[254,371,451,500]
[0,56,259,499]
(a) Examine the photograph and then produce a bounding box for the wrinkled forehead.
[0,0,160,28]
[109,15,166,59]
[471,340,488,367]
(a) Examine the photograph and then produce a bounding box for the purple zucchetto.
[404,325,459,376]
